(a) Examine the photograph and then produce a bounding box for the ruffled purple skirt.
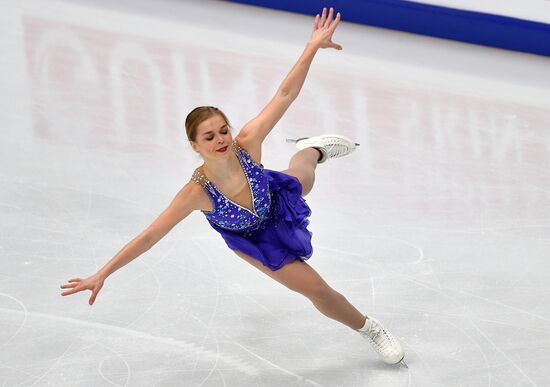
[208,169,313,271]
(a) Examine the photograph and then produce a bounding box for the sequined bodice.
[191,141,272,232]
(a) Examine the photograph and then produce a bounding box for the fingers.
[89,290,98,305]
[60,286,81,296]
[329,12,341,32]
[319,7,327,27]
[313,13,320,31]
[60,278,84,296]
[89,283,103,305]
[61,275,102,306]
[316,8,340,31]
[323,7,334,29]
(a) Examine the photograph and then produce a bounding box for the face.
[190,114,233,160]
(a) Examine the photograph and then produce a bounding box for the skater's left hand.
[309,7,342,50]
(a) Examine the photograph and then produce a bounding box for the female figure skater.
[60,8,406,367]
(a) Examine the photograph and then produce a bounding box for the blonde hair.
[185,106,230,141]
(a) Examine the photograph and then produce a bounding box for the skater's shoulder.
[175,178,214,212]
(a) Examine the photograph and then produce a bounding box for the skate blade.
[285,137,308,143]
[286,138,361,146]
[399,359,409,369]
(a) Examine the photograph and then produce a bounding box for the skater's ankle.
[355,315,369,331]
[314,147,324,162]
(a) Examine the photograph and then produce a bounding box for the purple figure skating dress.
[191,140,313,271]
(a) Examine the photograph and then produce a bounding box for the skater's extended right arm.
[60,182,206,305]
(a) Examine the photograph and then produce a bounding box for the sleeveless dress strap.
[232,139,243,153]
[232,139,263,168]
[191,167,208,187]
[191,167,218,214]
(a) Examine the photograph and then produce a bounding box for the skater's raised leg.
[282,148,321,197]
[282,134,359,196]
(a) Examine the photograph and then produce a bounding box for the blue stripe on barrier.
[226,0,550,56]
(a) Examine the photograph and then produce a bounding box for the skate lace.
[325,140,348,158]
[366,324,397,354]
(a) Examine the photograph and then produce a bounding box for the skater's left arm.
[237,8,342,150]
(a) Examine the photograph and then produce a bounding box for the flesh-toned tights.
[234,148,367,330]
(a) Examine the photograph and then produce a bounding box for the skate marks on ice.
[315,234,548,386]
[0,293,258,387]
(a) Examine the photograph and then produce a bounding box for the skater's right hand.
[60,273,105,305]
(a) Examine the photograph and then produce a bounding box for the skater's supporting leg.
[281,148,321,197]
[235,251,366,330]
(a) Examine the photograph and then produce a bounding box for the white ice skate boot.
[358,317,407,367]
[286,134,359,163]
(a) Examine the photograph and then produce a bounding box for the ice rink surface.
[1,0,550,386]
